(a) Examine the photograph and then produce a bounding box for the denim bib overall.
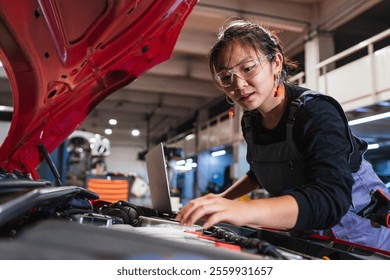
[243,92,390,250]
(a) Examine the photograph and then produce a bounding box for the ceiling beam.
[126,74,220,98]
[93,100,197,118]
[105,88,206,109]
[317,0,383,31]
[194,0,313,32]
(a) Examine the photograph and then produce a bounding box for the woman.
[176,19,390,250]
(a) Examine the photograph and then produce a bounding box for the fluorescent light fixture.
[348,112,390,126]
[185,133,195,140]
[0,105,13,112]
[174,158,197,170]
[109,119,117,125]
[131,128,140,136]
[367,143,379,150]
[211,149,226,157]
[354,107,372,113]
[174,165,192,171]
[378,101,390,107]
[104,128,112,135]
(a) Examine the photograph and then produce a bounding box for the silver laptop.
[145,143,175,214]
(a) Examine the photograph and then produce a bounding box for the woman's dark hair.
[208,18,298,86]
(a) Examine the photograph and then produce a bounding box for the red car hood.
[0,0,197,178]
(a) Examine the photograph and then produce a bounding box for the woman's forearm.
[220,174,260,200]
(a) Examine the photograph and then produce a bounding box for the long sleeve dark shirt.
[244,83,365,230]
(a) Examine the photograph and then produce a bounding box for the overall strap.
[288,90,317,123]
[288,90,356,164]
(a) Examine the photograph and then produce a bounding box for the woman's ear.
[273,52,283,74]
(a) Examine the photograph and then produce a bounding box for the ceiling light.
[354,107,371,113]
[109,119,117,125]
[174,165,192,171]
[348,111,390,126]
[378,101,390,107]
[185,133,195,140]
[367,143,379,150]
[211,149,226,157]
[104,128,112,135]
[131,128,140,136]
[0,105,13,112]
[176,160,185,165]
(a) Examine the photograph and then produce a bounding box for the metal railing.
[291,28,390,90]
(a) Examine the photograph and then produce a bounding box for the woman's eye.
[242,63,256,73]
[243,66,254,73]
[220,73,231,81]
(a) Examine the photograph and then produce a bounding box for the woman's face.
[215,41,280,111]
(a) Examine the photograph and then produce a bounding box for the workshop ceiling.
[0,0,389,151]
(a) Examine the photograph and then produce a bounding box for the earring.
[226,96,235,119]
[274,85,281,97]
[229,107,234,119]
[274,73,281,97]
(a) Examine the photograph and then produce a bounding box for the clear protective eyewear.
[215,54,271,87]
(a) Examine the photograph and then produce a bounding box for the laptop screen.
[145,143,173,214]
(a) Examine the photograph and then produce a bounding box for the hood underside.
[0,0,197,178]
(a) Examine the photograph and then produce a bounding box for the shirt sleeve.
[286,97,354,230]
[246,169,257,181]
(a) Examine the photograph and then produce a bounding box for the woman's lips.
[238,92,253,102]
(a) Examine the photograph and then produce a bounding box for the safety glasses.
[215,54,271,87]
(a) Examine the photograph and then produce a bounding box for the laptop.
[145,143,177,216]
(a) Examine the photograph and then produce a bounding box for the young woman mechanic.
[176,19,390,250]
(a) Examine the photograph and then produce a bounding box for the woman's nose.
[232,73,248,89]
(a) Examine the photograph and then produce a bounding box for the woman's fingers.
[183,200,223,227]
[202,210,227,229]
[176,194,217,225]
[176,194,244,228]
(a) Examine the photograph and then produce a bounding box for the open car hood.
[0,0,197,178]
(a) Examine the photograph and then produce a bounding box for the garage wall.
[105,146,148,181]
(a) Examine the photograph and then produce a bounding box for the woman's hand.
[175,193,249,229]
[176,193,299,230]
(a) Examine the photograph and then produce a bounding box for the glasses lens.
[217,70,233,87]
[237,60,260,80]
[216,56,267,87]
